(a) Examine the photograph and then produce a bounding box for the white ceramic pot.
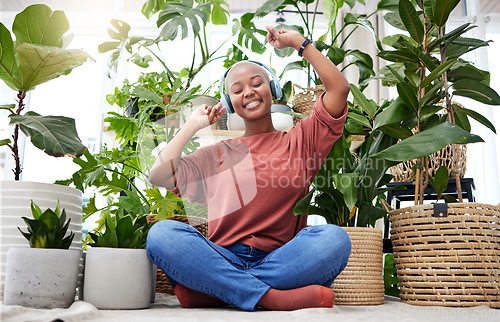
[0,181,83,300]
[83,247,153,309]
[3,247,81,308]
[226,104,294,131]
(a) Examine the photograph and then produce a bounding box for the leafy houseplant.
[87,213,148,249]
[0,4,90,180]
[243,0,381,88]
[99,0,231,92]
[4,200,81,308]
[83,212,154,309]
[372,0,499,203]
[367,0,500,307]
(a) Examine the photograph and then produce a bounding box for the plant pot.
[388,202,500,307]
[226,104,294,131]
[3,247,80,308]
[330,227,384,305]
[0,181,83,300]
[83,247,154,309]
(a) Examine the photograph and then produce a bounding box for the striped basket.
[388,203,500,307]
[330,227,385,305]
[146,215,208,295]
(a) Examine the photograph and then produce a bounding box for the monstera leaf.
[9,111,86,158]
[157,0,210,40]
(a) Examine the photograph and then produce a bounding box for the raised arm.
[148,103,226,189]
[266,26,350,118]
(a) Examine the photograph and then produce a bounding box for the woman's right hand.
[189,102,226,131]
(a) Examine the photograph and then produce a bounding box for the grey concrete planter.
[83,247,153,309]
[3,247,80,308]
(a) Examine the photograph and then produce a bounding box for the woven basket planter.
[389,143,467,182]
[330,227,384,305]
[291,84,325,124]
[146,215,208,295]
[388,202,500,307]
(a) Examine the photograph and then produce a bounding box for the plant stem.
[12,91,26,181]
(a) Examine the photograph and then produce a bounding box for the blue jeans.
[146,220,351,311]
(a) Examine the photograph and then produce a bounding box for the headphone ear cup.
[222,94,234,114]
[269,80,283,100]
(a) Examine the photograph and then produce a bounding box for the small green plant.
[87,213,148,249]
[18,200,75,249]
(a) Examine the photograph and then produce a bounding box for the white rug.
[2,295,499,322]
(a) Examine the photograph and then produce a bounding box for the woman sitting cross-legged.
[147,26,352,311]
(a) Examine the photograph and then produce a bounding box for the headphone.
[219,60,282,114]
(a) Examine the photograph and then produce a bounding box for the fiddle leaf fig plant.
[0,4,91,180]
[19,200,75,249]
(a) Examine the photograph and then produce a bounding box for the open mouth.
[243,99,262,109]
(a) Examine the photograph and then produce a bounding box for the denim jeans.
[146,220,351,311]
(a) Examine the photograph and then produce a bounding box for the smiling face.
[225,62,273,120]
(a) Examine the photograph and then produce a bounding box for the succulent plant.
[19,200,75,249]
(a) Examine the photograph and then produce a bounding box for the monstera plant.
[0,4,90,180]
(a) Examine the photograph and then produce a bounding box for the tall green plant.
[294,85,398,227]
[237,0,381,88]
[99,0,230,91]
[0,4,91,180]
[371,0,499,204]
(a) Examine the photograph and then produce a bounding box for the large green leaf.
[433,0,460,27]
[397,82,419,114]
[421,58,456,87]
[332,173,359,210]
[16,43,90,91]
[233,13,266,54]
[344,13,383,50]
[454,105,496,134]
[210,0,229,25]
[422,0,436,23]
[12,4,68,47]
[452,79,500,105]
[374,97,413,129]
[157,1,210,40]
[447,64,490,84]
[9,111,86,158]
[0,23,17,90]
[255,0,286,18]
[372,121,483,162]
[351,84,376,121]
[399,0,424,44]
[427,23,473,52]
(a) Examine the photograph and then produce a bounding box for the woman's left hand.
[266,26,304,51]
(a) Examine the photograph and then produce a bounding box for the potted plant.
[367,0,500,308]
[236,0,380,118]
[0,4,90,299]
[293,87,399,304]
[3,200,80,308]
[82,213,154,309]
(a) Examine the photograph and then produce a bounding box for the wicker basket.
[388,203,500,307]
[146,215,208,295]
[389,143,467,182]
[390,101,468,182]
[291,84,325,124]
[330,227,385,305]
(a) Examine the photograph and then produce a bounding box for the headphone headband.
[219,61,282,114]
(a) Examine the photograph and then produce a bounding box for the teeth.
[245,101,259,109]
